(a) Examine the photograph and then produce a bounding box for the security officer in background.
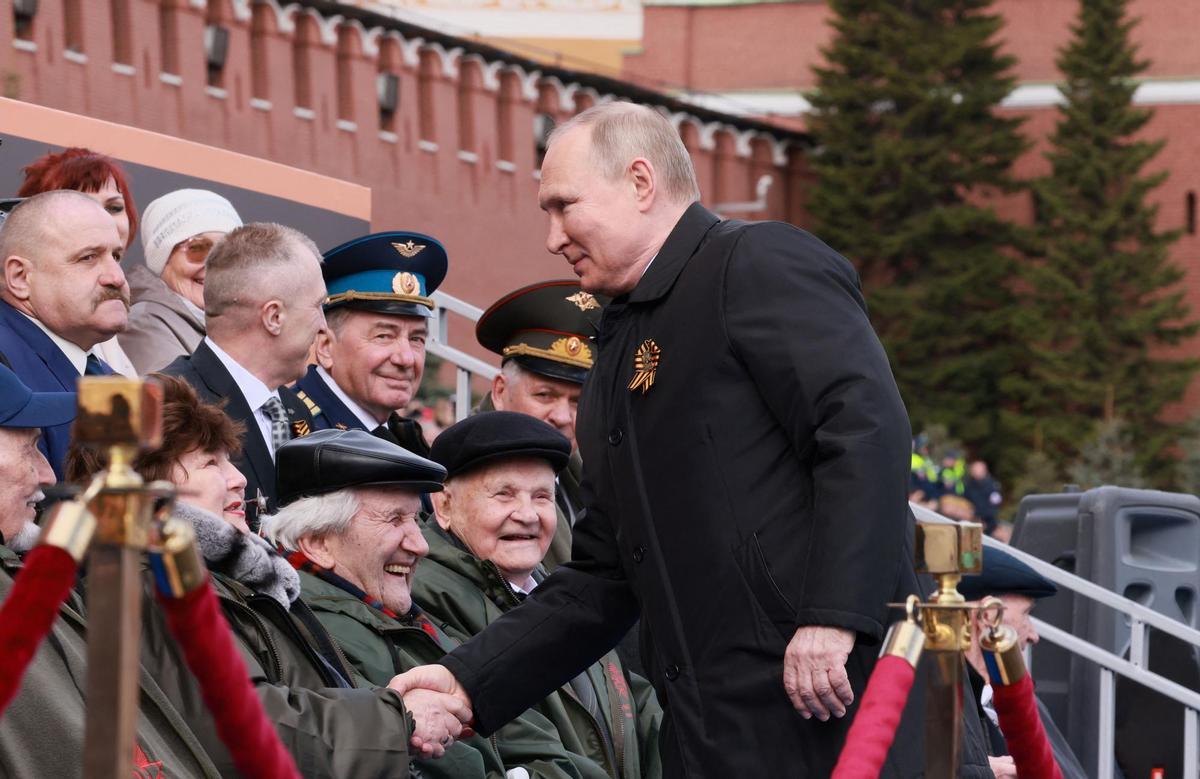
[475,280,607,571]
[295,232,447,456]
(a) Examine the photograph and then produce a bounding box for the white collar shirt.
[316,365,384,430]
[204,336,283,459]
[21,312,93,375]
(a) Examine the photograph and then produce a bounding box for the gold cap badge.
[628,339,661,394]
[566,291,600,312]
[392,271,420,296]
[392,240,426,258]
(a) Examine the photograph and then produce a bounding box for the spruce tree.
[807,0,1033,480]
[1030,0,1195,482]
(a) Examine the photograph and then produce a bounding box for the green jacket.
[0,544,219,778]
[138,567,417,778]
[412,523,662,779]
[300,569,595,779]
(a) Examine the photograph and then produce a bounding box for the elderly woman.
[65,375,467,777]
[19,146,139,376]
[265,427,599,779]
[416,412,662,779]
[118,189,243,372]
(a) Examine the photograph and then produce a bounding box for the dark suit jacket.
[0,300,82,480]
[441,204,978,777]
[161,341,311,527]
[294,365,364,433]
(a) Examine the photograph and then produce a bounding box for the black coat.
[444,204,939,776]
[161,340,312,526]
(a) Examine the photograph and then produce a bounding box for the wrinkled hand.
[783,625,855,721]
[988,755,1018,778]
[390,665,474,757]
[401,689,471,758]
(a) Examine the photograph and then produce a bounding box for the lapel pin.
[628,339,661,394]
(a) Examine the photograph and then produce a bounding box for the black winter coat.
[444,204,980,777]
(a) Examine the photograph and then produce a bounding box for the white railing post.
[1098,669,1116,779]
[1130,618,1146,669]
[456,367,471,422]
[1185,707,1199,779]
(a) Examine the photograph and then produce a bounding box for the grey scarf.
[172,502,300,609]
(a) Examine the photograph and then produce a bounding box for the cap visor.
[3,391,77,429]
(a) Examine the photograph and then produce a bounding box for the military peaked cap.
[958,546,1058,601]
[322,231,448,318]
[430,411,571,480]
[476,280,608,385]
[275,428,446,507]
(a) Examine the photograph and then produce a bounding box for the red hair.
[17,147,139,244]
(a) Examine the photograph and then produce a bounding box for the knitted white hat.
[140,189,242,276]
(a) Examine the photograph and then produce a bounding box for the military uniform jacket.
[161,341,313,525]
[299,570,595,779]
[441,204,931,777]
[416,523,662,779]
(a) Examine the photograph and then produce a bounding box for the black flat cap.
[430,411,570,479]
[958,546,1058,601]
[275,428,446,507]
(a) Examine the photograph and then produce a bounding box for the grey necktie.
[261,396,291,453]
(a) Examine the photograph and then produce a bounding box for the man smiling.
[0,190,130,477]
[295,231,448,457]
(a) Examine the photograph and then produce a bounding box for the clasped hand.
[783,625,856,721]
[389,665,475,758]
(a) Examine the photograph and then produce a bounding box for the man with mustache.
[295,231,447,457]
[0,190,130,478]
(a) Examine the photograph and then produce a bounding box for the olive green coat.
[0,544,219,778]
[412,523,662,779]
[138,568,417,778]
[300,569,596,779]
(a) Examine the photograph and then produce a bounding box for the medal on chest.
[628,339,661,394]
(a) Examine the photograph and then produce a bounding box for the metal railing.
[912,503,1200,779]
[429,290,498,421]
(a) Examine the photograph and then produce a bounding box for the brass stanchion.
[73,378,172,779]
[913,520,983,779]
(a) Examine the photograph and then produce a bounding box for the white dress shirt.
[204,337,283,459]
[316,365,385,429]
[21,312,93,375]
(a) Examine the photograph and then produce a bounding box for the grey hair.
[260,489,362,551]
[203,222,321,320]
[550,102,701,205]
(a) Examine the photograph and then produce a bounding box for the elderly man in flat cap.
[475,279,607,571]
[959,546,1086,779]
[295,231,448,457]
[414,411,661,779]
[0,364,220,776]
[263,427,600,779]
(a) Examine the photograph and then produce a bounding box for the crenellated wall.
[0,0,808,315]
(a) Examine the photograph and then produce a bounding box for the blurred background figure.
[963,459,1003,536]
[17,147,139,377]
[120,189,242,373]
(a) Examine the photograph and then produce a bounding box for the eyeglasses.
[173,235,216,262]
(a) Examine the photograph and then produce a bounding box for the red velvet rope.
[0,545,79,716]
[157,579,300,779]
[991,674,1064,779]
[830,655,917,779]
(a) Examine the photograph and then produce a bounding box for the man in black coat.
[394,103,973,776]
[162,223,326,528]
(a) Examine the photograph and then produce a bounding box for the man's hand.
[390,665,475,757]
[988,755,1018,778]
[402,689,471,758]
[783,625,855,721]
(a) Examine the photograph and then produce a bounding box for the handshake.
[389,665,475,758]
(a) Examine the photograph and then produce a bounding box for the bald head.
[1,190,128,350]
[0,190,110,267]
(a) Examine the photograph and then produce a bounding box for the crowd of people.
[0,102,1069,777]
[909,435,1008,540]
